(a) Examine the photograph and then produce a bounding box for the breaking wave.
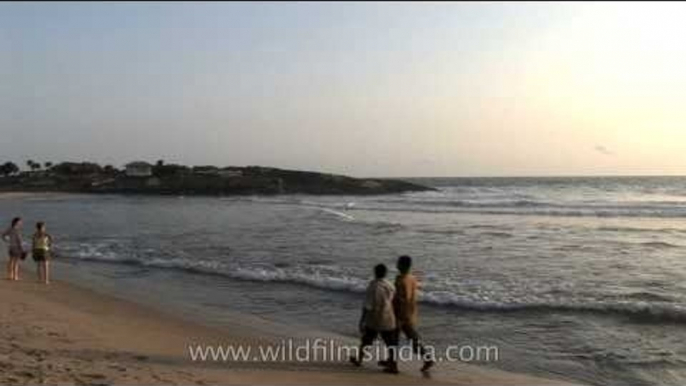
[61,247,686,324]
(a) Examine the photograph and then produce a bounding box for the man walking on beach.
[394,255,435,372]
[350,264,399,374]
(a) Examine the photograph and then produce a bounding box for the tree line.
[0,160,118,177]
[0,160,56,175]
[1,159,244,178]
[1,159,177,178]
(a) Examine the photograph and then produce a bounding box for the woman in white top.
[2,217,24,281]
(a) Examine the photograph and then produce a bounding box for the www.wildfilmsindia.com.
[188,339,499,364]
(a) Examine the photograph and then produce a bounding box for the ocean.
[2,176,686,385]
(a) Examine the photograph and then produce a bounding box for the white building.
[219,169,243,178]
[125,161,153,177]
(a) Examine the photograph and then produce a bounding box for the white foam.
[317,207,355,221]
[60,243,686,323]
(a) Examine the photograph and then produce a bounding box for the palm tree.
[0,162,19,177]
[25,160,41,172]
[44,162,53,170]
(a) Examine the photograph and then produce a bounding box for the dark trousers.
[359,328,399,365]
[397,323,429,360]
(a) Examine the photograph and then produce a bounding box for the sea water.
[2,176,685,385]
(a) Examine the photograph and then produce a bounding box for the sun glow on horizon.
[433,2,686,176]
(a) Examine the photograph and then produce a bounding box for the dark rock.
[1,165,435,196]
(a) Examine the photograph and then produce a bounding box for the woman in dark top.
[2,217,24,281]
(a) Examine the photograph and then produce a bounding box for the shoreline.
[0,276,579,385]
[0,192,59,199]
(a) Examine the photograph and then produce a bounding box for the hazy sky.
[2,2,686,177]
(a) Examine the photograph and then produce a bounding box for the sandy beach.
[0,192,43,200]
[0,277,577,386]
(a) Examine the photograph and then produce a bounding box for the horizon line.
[6,160,686,180]
[388,174,686,180]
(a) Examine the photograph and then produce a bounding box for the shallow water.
[2,176,686,385]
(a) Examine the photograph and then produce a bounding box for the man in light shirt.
[350,263,399,374]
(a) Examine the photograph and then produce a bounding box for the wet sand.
[0,277,577,385]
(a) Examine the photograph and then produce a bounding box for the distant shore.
[0,276,578,385]
[0,164,435,196]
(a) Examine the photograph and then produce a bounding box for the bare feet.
[421,360,435,373]
[382,366,400,374]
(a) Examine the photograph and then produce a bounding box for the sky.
[2,2,686,178]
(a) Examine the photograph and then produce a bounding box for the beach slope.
[0,279,576,385]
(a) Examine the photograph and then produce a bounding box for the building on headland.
[125,161,153,177]
[192,166,243,179]
[192,166,220,175]
[219,168,243,178]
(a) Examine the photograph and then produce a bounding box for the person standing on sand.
[2,217,24,281]
[350,264,399,374]
[394,255,435,373]
[32,222,53,284]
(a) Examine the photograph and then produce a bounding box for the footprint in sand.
[15,370,36,379]
[84,373,107,380]
[82,373,110,386]
[151,374,171,383]
[108,364,127,372]
[75,376,109,386]
[26,348,48,361]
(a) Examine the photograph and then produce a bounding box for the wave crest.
[60,247,686,325]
